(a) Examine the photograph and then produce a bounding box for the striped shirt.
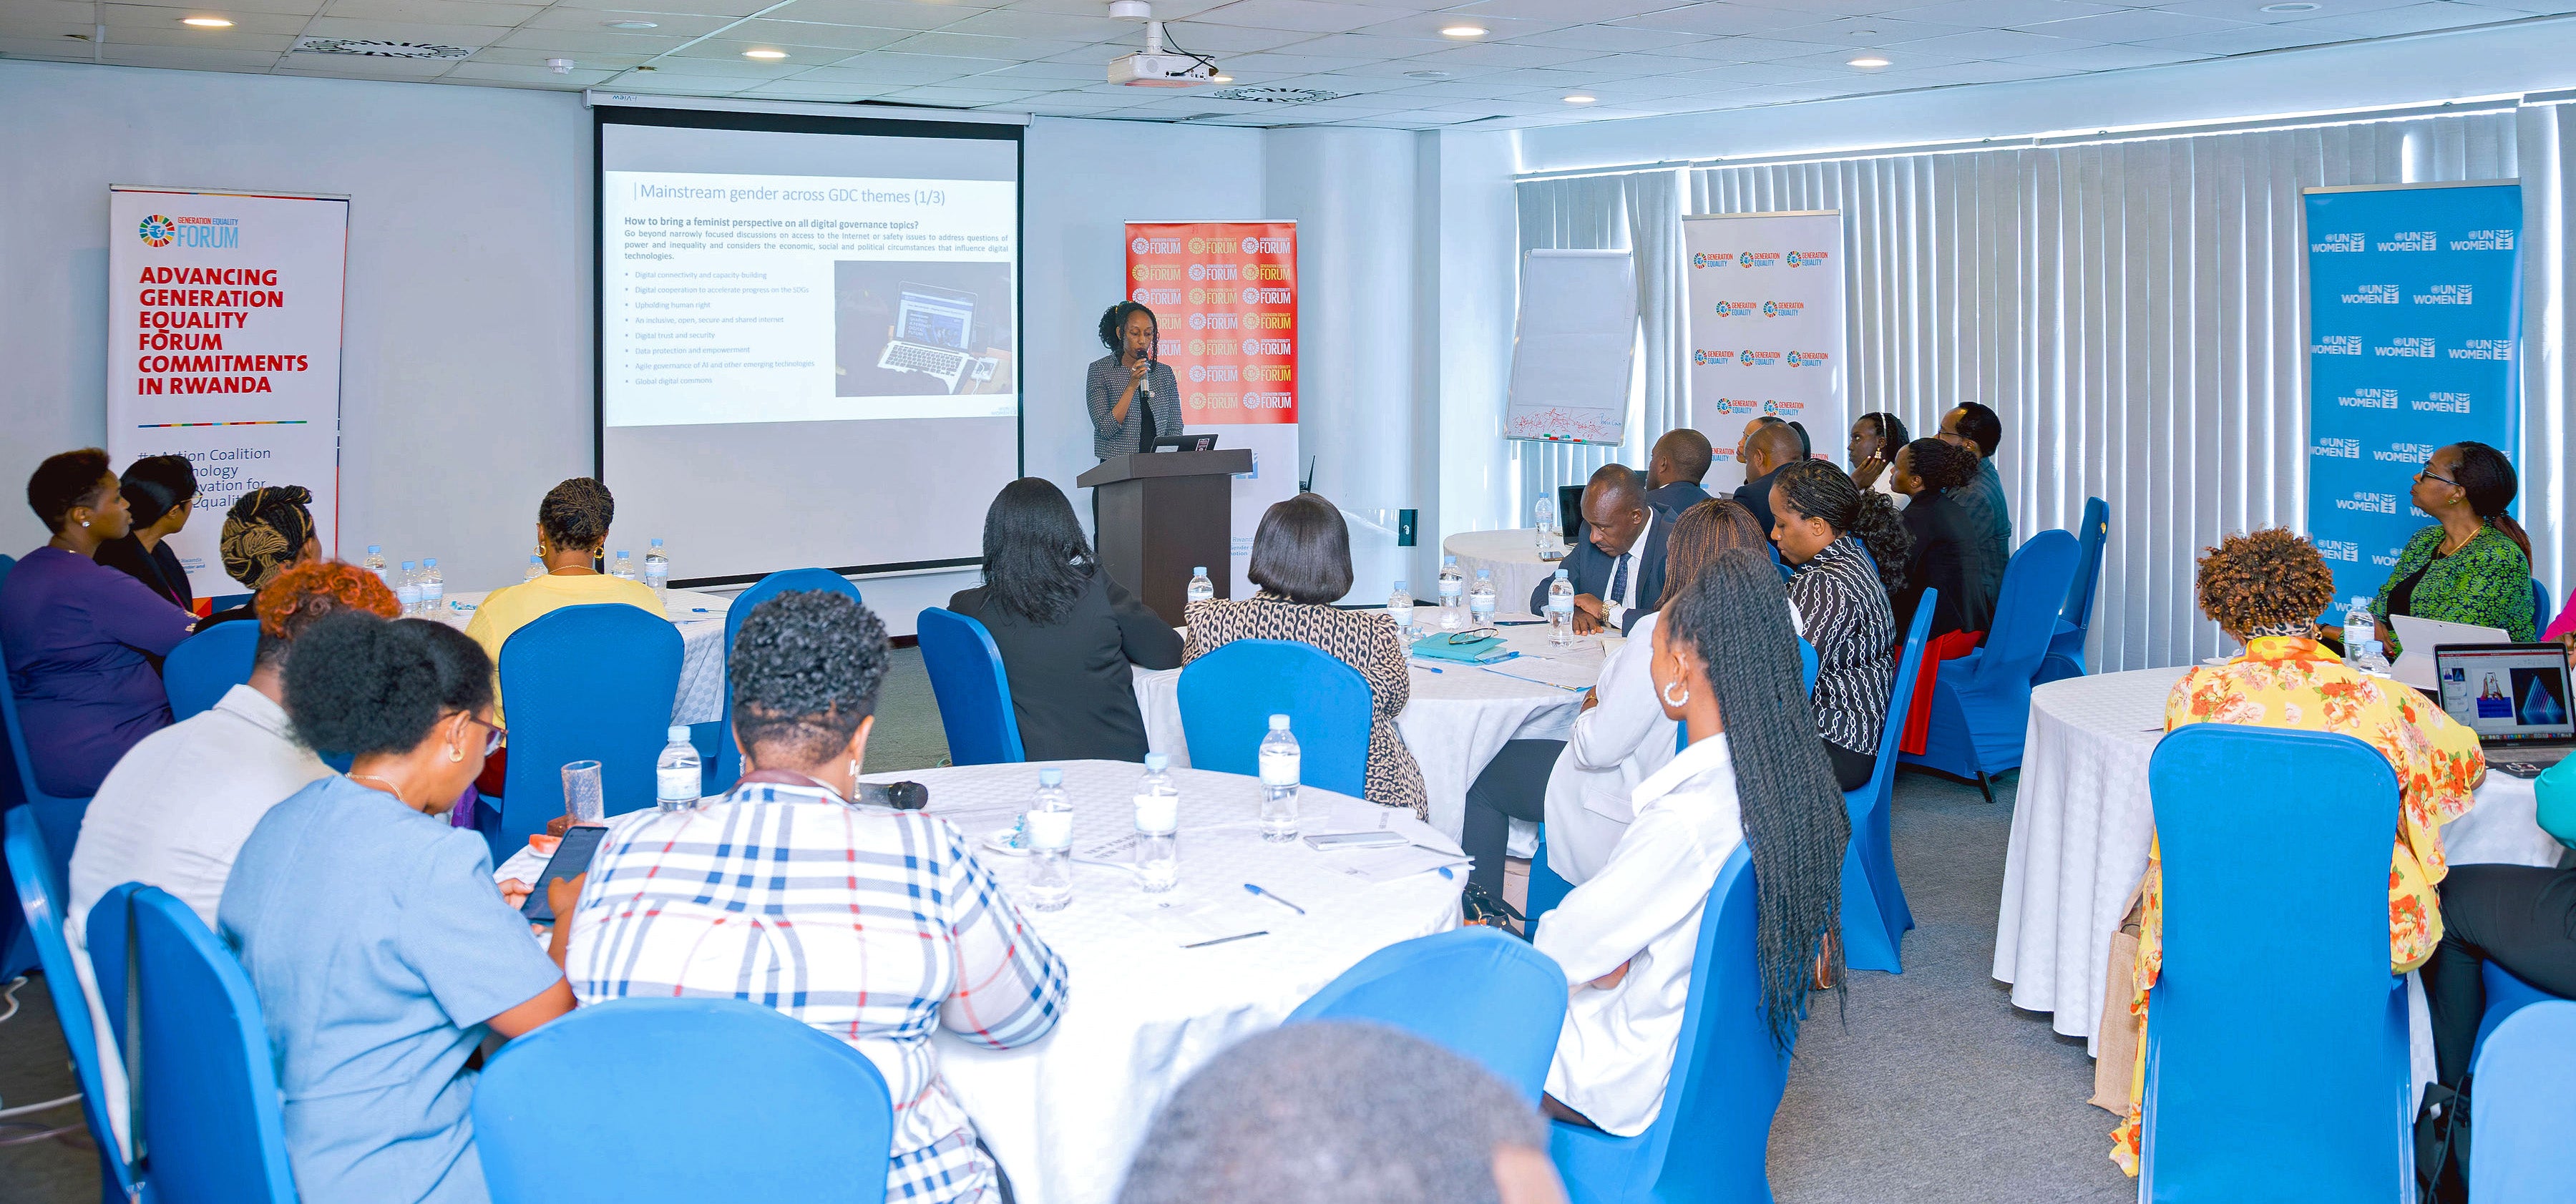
[566,780,1068,1204]
[1787,535,1898,756]
[1086,352,1184,461]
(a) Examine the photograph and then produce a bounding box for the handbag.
[2414,1080,2471,1204]
[1460,882,1528,937]
[2090,878,2149,1114]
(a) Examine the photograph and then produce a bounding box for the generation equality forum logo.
[138,215,240,249]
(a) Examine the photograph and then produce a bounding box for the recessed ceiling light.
[181,16,233,26]
[1848,55,1891,67]
[604,19,657,29]
[1440,24,1487,36]
[1209,74,1231,82]
[2259,1,2320,9]
[1563,93,1596,104]
[742,48,786,59]
[1404,69,1453,79]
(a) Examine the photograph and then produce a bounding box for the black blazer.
[1897,490,1998,639]
[1732,466,1788,543]
[94,535,192,612]
[1527,509,1672,634]
[1643,479,1712,516]
[947,570,1184,763]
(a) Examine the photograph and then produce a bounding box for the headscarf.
[220,485,316,589]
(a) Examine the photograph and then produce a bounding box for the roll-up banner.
[109,185,348,606]
[1125,221,1298,598]
[2302,182,2522,617]
[1682,211,1848,491]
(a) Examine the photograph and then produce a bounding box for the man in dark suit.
[1731,421,1807,542]
[1528,464,1670,635]
[1643,429,1714,515]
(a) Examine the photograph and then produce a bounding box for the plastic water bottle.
[1534,496,1558,549]
[1133,792,1179,892]
[1258,714,1300,843]
[610,550,637,582]
[2345,599,2391,675]
[362,544,388,588]
[1186,566,1215,607]
[1438,555,1465,631]
[1388,580,1414,633]
[396,561,421,616]
[523,554,544,584]
[1468,569,1497,623]
[1024,767,1073,912]
[655,725,701,812]
[418,558,444,617]
[1548,569,1576,645]
[1141,751,1177,801]
[643,538,670,603]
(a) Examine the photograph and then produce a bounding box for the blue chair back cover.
[915,607,1025,766]
[162,620,260,722]
[1548,843,1787,1203]
[1286,927,1569,1102]
[494,604,684,857]
[1840,588,1936,974]
[2038,498,2109,684]
[1902,529,2082,780]
[2140,725,2409,1200]
[0,565,96,981]
[715,569,864,790]
[473,997,896,1203]
[86,884,296,1204]
[2472,999,2576,1204]
[2533,578,2556,637]
[2472,959,2568,1062]
[1176,639,1372,798]
[1797,637,1818,694]
[5,808,136,1203]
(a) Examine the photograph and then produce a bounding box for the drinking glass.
[562,760,605,825]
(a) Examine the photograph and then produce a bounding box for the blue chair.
[474,997,896,1203]
[1548,844,1787,1203]
[489,604,684,858]
[162,620,260,721]
[1286,926,1569,1102]
[1900,529,2081,802]
[2533,577,2558,638]
[714,569,863,791]
[1177,640,1372,798]
[84,884,296,1204]
[916,608,1024,766]
[0,551,96,980]
[1841,588,1936,974]
[2036,498,2108,685]
[4,808,137,1204]
[2473,959,2570,1064]
[2137,725,2409,1200]
[2471,999,2576,1204]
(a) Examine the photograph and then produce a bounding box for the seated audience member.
[1118,1023,1566,1204]
[93,453,200,611]
[70,561,400,939]
[2107,529,2482,1175]
[1786,419,1813,459]
[462,476,660,728]
[1771,461,1911,792]
[222,612,575,1204]
[1845,411,1911,511]
[1731,421,1806,539]
[1643,428,1714,514]
[1890,437,1996,639]
[0,449,195,796]
[1732,414,1785,471]
[1537,548,1849,1135]
[2349,441,2536,655]
[1936,401,2012,602]
[1462,499,1767,895]
[203,485,324,627]
[947,478,1181,762]
[570,589,1065,1204]
[1526,464,1671,637]
[1187,493,1428,818]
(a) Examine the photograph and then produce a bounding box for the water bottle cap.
[1039,766,1063,786]
[424,558,436,567]
[366,544,381,554]
[530,554,542,562]
[1192,567,1206,575]
[618,550,630,558]
[401,560,416,569]
[1443,555,1457,564]
[1392,580,1407,592]
[1144,752,1169,771]
[1269,714,1290,730]
[1475,569,1490,579]
[1556,569,1569,579]
[650,538,664,547]
[668,725,690,741]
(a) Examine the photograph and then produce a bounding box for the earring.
[79,519,90,529]
[1662,679,1691,707]
[448,743,465,763]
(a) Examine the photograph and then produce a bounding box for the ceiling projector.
[1107,8,1211,88]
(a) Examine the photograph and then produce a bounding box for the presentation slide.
[597,110,1020,583]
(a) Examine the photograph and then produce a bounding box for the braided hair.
[538,477,615,553]
[2449,441,2531,562]
[1775,460,1911,596]
[1664,547,1850,1049]
[1903,437,1978,494]
[1098,301,1158,354]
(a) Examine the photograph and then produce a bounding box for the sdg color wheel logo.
[1737,251,1755,268]
[138,215,177,248]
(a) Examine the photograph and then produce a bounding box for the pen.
[1183,931,1269,949]
[1243,883,1307,915]
[1411,662,1446,673]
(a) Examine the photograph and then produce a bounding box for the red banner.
[1125,222,1297,426]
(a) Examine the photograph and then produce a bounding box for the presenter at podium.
[1087,301,1184,463]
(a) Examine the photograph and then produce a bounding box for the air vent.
[1209,86,1339,104]
[293,37,472,59]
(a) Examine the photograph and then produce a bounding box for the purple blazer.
[1,547,196,796]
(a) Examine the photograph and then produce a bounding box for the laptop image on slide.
[2431,642,2576,773]
[877,284,980,392]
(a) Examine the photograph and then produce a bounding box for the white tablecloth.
[1442,528,1569,617]
[436,587,731,726]
[1132,617,1604,842]
[1995,666,2566,1056]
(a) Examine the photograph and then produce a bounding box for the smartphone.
[1303,830,1410,851]
[521,823,610,924]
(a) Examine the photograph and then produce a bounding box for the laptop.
[877,284,987,392]
[2431,642,2576,772]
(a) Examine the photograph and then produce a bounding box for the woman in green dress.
[2368,441,2535,655]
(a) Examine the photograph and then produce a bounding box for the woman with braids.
[948,478,1181,763]
[221,610,575,1204]
[1770,459,1912,791]
[2106,529,2482,1175]
[202,484,324,627]
[1845,411,1912,511]
[462,477,659,730]
[1536,547,1850,1135]
[2336,441,2536,655]
[1889,436,1996,639]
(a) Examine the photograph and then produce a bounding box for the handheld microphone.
[1138,351,1156,403]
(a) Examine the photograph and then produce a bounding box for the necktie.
[1609,552,1631,608]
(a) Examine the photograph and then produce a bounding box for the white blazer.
[1535,733,1746,1137]
[1541,611,1680,886]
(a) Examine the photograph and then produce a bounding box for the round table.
[1995,667,2565,1055]
[435,587,732,725]
[1441,528,1568,617]
[1132,616,1608,842]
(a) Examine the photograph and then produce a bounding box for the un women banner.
[2303,183,2521,616]
[1682,211,1848,491]
[108,185,348,605]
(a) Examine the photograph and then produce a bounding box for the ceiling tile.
[1003,0,1232,14]
[1192,0,1430,34]
[1887,26,2104,54]
[879,82,1046,102]
[877,29,1088,55]
[971,56,1103,78]
[1768,41,1984,67]
[1762,13,1982,42]
[1994,39,2212,65]
[1496,23,1721,51]
[1872,54,2066,79]
[496,26,689,52]
[317,0,543,23]
[1272,30,1454,58]
[1184,47,1365,70]
[100,41,285,65]
[2150,0,2423,20]
[295,16,518,44]
[522,8,736,34]
[1348,10,1576,39]
[933,8,1136,38]
[102,24,298,47]
[274,49,460,72]
[1394,39,1607,67]
[1370,77,1530,97]
[473,43,656,65]
[1561,51,1717,75]
[447,59,618,82]
[1147,22,1317,51]
[1732,0,1930,16]
[2134,20,2348,51]
[1880,0,2123,23]
[2014,6,2250,37]
[731,19,920,49]
[730,80,879,97]
[1664,59,1845,82]
[2283,0,2536,34]
[1454,0,1687,17]
[738,0,984,27]
[653,44,819,69]
[1607,3,1835,35]
[1320,56,1511,77]
[102,4,311,33]
[1652,34,1848,60]
[791,50,985,79]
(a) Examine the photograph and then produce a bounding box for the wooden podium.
[1078,449,1253,625]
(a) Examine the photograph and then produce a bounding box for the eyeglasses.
[2416,466,2459,487]
[1435,628,1501,645]
[459,714,506,756]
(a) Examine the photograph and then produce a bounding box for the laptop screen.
[896,286,974,351]
[2433,643,2575,743]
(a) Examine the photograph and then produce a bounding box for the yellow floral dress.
[2108,635,2484,1175]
